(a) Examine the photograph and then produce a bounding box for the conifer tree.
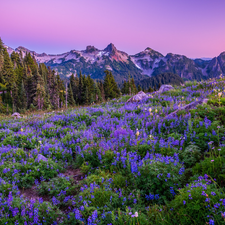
[70,73,77,101]
[103,70,120,100]
[148,86,154,93]
[131,77,137,94]
[24,53,37,74]
[109,71,120,98]
[56,74,65,108]
[99,81,105,101]
[103,70,111,100]
[68,83,75,106]
[25,66,34,108]
[121,81,127,94]
[19,80,27,110]
[34,83,46,110]
[50,71,59,109]
[138,85,142,92]
[2,48,15,91]
[94,82,102,102]
[78,72,84,104]
[0,38,5,77]
[84,87,89,105]
[12,82,18,112]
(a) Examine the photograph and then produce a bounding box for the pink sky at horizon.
[0,0,225,58]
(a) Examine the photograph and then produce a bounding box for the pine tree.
[2,48,15,91]
[78,72,84,104]
[24,52,37,74]
[138,85,142,92]
[121,81,127,94]
[12,82,18,112]
[103,70,119,100]
[94,82,102,102]
[11,52,22,68]
[0,38,4,54]
[99,81,105,101]
[68,83,75,106]
[103,70,111,100]
[30,66,40,106]
[69,73,77,101]
[57,74,65,108]
[84,87,89,105]
[33,83,46,110]
[131,77,137,94]
[19,80,27,110]
[50,71,59,109]
[109,71,120,98]
[148,86,154,93]
[0,38,5,79]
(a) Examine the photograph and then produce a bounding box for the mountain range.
[5,43,225,84]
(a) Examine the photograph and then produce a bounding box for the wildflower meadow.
[1,78,225,224]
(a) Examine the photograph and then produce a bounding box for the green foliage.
[179,144,201,168]
[37,175,78,198]
[208,98,225,107]
[192,156,225,185]
[0,196,63,224]
[0,158,63,188]
[168,179,225,225]
[136,72,184,90]
[103,70,120,99]
[135,160,185,203]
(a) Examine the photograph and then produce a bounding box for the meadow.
[1,78,225,224]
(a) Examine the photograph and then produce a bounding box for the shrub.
[192,156,225,185]
[179,144,201,168]
[168,176,225,225]
[135,155,185,203]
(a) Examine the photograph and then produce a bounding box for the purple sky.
[0,0,225,58]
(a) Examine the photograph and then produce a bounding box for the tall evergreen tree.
[34,83,46,110]
[94,82,102,102]
[131,77,137,94]
[12,82,18,112]
[24,52,37,74]
[0,38,5,78]
[138,85,142,92]
[68,83,75,106]
[2,48,15,91]
[69,73,77,101]
[19,80,27,110]
[78,72,84,104]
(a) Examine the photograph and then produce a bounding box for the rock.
[127,91,148,103]
[36,154,48,162]
[12,112,21,119]
[164,98,209,119]
[202,98,209,104]
[158,85,174,93]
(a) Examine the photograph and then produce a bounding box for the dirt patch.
[62,168,84,183]
[20,185,50,202]
[19,168,83,203]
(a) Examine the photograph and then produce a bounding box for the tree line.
[0,38,180,114]
[0,38,133,114]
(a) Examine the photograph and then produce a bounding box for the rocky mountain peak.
[85,45,98,53]
[145,47,153,52]
[15,46,30,52]
[104,43,117,55]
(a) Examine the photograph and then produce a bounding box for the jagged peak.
[15,46,32,53]
[219,51,225,56]
[85,45,99,53]
[145,47,154,51]
[104,43,117,53]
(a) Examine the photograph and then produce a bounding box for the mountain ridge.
[4,43,225,84]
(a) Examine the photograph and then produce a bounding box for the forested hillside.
[0,38,123,114]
